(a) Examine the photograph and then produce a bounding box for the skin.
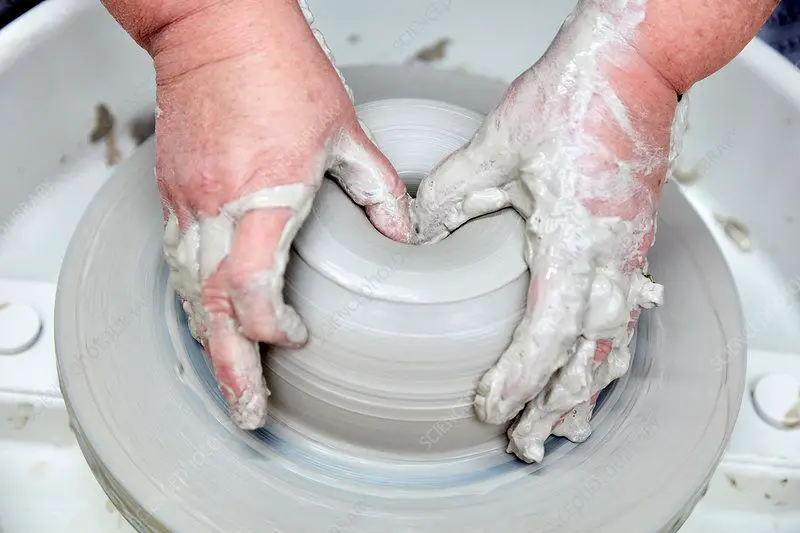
[101,0,778,431]
[101,0,413,425]
[412,0,778,448]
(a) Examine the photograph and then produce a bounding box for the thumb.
[412,118,519,243]
[328,121,414,243]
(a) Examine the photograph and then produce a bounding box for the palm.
[413,47,678,462]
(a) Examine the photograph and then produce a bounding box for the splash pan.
[54,66,745,533]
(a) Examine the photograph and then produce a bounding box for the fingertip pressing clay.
[55,66,746,533]
[0,301,42,355]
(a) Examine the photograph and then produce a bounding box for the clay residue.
[782,398,800,429]
[89,103,114,143]
[409,37,451,63]
[130,111,156,146]
[7,402,35,430]
[714,213,752,252]
[89,103,122,166]
[671,166,702,185]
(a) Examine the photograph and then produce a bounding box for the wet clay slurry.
[271,99,528,457]
[55,66,744,533]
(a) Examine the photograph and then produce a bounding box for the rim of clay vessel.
[295,98,526,303]
[256,98,527,458]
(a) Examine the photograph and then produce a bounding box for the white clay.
[411,0,687,460]
[163,0,684,458]
[162,184,317,428]
[159,0,415,429]
[56,64,745,533]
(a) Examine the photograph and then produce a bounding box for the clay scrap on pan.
[89,103,122,166]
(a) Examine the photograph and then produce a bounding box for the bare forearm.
[635,0,779,93]
[100,0,213,47]
[101,0,313,58]
[101,0,329,87]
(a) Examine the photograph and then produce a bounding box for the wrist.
[615,0,779,94]
[102,0,232,49]
[556,1,678,128]
[143,0,324,85]
[548,1,678,194]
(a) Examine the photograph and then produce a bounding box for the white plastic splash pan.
[0,0,799,531]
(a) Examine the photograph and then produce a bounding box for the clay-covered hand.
[153,2,412,429]
[412,1,684,462]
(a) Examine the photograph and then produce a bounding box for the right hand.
[412,0,677,461]
[152,1,413,428]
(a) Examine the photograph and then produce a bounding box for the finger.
[552,341,635,440]
[205,309,270,430]
[474,252,595,425]
[461,188,511,219]
[506,339,596,463]
[162,212,208,347]
[502,180,535,219]
[594,339,613,363]
[461,180,536,221]
[195,177,317,430]
[329,123,414,243]
[507,333,637,463]
[412,117,519,243]
[550,401,595,443]
[202,251,270,429]
[226,208,309,347]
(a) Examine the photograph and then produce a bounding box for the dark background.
[0,0,45,29]
[1,1,799,65]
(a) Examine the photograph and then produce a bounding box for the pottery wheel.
[55,66,745,533]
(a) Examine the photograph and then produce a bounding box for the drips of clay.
[56,65,745,533]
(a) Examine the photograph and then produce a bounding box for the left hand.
[411,1,682,462]
[148,1,413,429]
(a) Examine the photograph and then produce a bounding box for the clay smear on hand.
[159,0,415,430]
[413,0,685,463]
[162,184,316,428]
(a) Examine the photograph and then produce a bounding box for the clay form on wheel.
[273,98,528,458]
[56,66,745,533]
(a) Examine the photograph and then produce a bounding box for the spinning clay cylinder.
[267,99,529,458]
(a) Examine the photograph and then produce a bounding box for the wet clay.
[162,0,681,462]
[159,0,405,429]
[271,99,528,456]
[410,0,688,462]
[56,63,745,533]
[162,184,317,428]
